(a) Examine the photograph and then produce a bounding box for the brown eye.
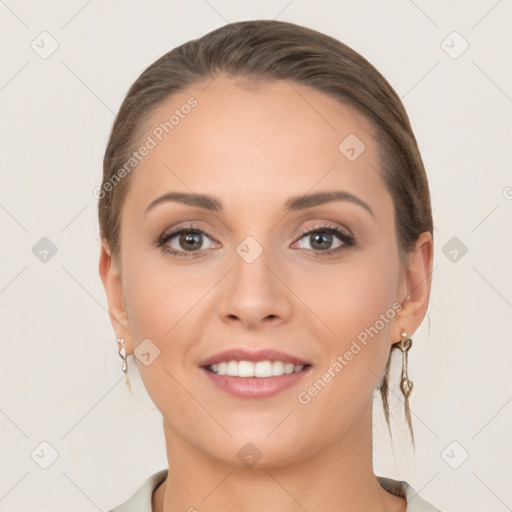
[294,225,355,254]
[157,225,219,256]
[308,232,335,251]
[178,231,203,251]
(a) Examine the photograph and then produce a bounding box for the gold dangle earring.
[396,329,414,445]
[397,330,413,398]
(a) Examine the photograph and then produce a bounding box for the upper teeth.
[210,360,304,377]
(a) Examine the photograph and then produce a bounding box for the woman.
[99,19,439,511]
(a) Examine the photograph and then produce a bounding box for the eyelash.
[155,223,355,257]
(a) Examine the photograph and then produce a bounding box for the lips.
[199,348,312,398]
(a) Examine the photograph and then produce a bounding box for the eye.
[155,223,355,257]
[293,224,355,254]
[156,224,219,256]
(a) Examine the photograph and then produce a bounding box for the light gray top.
[108,469,441,511]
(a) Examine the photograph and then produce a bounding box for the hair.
[98,19,433,446]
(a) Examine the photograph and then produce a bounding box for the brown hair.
[98,19,433,445]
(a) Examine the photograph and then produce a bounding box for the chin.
[195,430,312,471]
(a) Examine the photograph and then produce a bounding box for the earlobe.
[393,231,434,339]
[98,241,133,354]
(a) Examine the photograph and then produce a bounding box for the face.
[101,77,429,468]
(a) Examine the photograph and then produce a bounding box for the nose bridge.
[216,232,293,327]
[235,233,273,284]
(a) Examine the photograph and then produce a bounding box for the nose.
[216,242,293,331]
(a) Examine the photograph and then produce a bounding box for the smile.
[207,360,307,378]
[199,347,312,398]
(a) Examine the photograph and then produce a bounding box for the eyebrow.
[144,190,375,218]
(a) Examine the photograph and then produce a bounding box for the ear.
[98,240,133,355]
[394,231,434,341]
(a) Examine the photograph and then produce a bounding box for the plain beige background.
[1,1,511,511]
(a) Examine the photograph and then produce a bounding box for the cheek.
[120,256,206,417]
[335,255,399,373]
[121,248,204,341]
[292,244,400,343]
[295,250,399,408]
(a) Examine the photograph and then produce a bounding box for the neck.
[153,403,406,512]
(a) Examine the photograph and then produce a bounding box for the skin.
[100,76,433,512]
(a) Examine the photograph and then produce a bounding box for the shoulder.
[107,469,168,512]
[377,475,442,512]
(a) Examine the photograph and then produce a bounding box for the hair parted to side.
[98,19,433,445]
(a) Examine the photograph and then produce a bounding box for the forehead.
[124,77,388,217]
